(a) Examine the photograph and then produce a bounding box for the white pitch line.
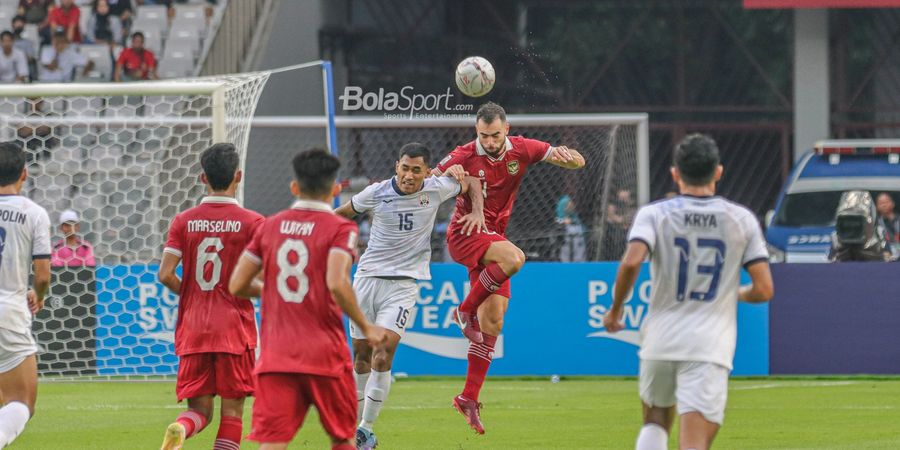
[731,381,859,391]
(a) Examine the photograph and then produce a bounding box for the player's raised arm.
[335,202,357,218]
[545,145,585,169]
[326,249,387,345]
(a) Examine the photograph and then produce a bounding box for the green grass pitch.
[12,377,900,449]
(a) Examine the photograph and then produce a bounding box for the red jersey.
[437,136,551,235]
[116,48,157,79]
[244,199,359,377]
[48,6,81,43]
[163,196,264,356]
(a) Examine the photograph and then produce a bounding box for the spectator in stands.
[85,0,122,45]
[11,16,36,61]
[39,29,93,82]
[876,192,900,244]
[51,210,96,267]
[556,194,586,262]
[17,0,52,44]
[114,31,157,81]
[48,0,82,44]
[102,0,132,31]
[602,188,637,260]
[0,31,29,83]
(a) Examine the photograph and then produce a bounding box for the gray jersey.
[0,196,51,334]
[352,176,461,280]
[628,195,767,369]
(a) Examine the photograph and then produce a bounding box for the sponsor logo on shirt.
[506,160,520,175]
[585,279,652,346]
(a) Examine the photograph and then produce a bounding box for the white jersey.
[352,176,461,280]
[629,195,767,369]
[0,196,51,334]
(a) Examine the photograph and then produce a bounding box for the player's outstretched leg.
[161,396,212,450]
[454,241,523,343]
[0,355,38,448]
[453,294,507,434]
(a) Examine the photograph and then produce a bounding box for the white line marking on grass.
[731,381,859,391]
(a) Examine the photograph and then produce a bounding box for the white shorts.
[639,359,730,425]
[349,277,418,340]
[0,328,38,373]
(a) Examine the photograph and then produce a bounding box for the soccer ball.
[455,56,495,98]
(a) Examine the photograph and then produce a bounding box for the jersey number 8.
[276,239,309,303]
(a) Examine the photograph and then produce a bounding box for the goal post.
[0,64,344,379]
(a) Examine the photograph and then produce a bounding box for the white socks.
[354,370,370,420]
[360,370,392,431]
[635,423,668,450]
[0,402,29,447]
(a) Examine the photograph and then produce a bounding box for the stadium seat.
[134,5,169,32]
[76,44,114,82]
[173,4,205,20]
[157,58,193,79]
[0,6,16,25]
[78,6,92,37]
[170,16,207,39]
[22,24,40,56]
[162,40,195,62]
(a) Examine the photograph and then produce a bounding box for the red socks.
[332,444,356,450]
[213,415,242,449]
[459,263,509,313]
[462,333,497,401]
[175,410,208,438]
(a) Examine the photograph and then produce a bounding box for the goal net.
[0,72,273,378]
[247,114,649,262]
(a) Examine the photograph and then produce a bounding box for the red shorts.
[448,230,512,298]
[248,371,357,443]
[176,350,255,401]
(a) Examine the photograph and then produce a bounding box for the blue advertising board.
[93,263,769,376]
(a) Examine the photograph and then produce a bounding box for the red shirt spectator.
[48,0,81,43]
[115,32,158,81]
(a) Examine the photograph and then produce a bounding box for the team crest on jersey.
[419,193,430,207]
[506,160,520,175]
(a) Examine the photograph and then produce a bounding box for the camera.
[829,190,890,262]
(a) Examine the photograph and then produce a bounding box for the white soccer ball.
[455,56,496,98]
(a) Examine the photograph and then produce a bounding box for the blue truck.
[765,140,900,262]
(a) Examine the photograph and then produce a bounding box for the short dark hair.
[0,141,26,187]
[131,31,144,41]
[0,31,12,40]
[200,143,240,191]
[674,133,720,186]
[12,15,26,25]
[292,148,340,196]
[476,102,506,124]
[398,142,431,166]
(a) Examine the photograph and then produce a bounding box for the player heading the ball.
[433,102,586,434]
